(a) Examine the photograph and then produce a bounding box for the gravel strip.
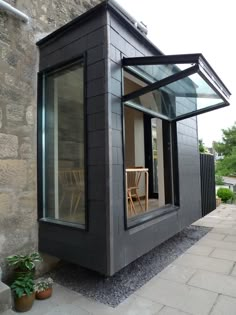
[47,225,210,307]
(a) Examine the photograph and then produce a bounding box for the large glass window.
[123,53,231,224]
[43,61,85,226]
[124,74,173,222]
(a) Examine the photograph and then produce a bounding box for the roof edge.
[36,0,163,56]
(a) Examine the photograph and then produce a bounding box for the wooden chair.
[58,168,84,216]
[126,166,144,216]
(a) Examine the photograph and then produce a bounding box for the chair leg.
[70,192,74,216]
[135,190,144,211]
[59,192,65,210]
[127,190,136,215]
[73,192,81,215]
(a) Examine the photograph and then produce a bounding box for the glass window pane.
[44,61,85,225]
[124,107,169,220]
[123,55,230,121]
[125,73,222,120]
[125,64,191,83]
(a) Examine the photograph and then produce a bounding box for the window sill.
[126,204,179,230]
[39,218,86,230]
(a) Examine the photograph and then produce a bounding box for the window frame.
[37,55,88,230]
[122,102,179,230]
[122,54,230,122]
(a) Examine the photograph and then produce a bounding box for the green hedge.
[217,187,234,203]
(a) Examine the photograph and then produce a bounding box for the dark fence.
[200,153,216,217]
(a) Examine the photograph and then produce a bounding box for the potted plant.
[10,276,35,312]
[6,252,42,278]
[34,277,53,300]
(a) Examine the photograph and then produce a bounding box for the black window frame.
[122,97,179,230]
[122,53,231,122]
[37,55,88,231]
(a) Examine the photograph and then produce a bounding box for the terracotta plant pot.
[36,287,53,300]
[14,292,35,312]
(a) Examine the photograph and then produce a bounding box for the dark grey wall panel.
[108,10,202,275]
[39,25,106,71]
[39,222,107,274]
[38,5,110,275]
[39,8,107,57]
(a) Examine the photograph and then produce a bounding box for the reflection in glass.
[125,64,191,83]
[125,71,223,120]
[44,61,85,225]
[124,106,166,219]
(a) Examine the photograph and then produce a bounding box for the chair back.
[127,166,144,189]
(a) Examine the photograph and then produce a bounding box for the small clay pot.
[36,287,53,300]
[14,292,35,312]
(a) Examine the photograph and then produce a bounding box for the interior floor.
[127,198,159,218]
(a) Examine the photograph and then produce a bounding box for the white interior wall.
[156,119,165,206]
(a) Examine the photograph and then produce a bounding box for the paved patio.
[3,203,236,315]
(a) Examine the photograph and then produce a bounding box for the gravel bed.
[47,225,210,307]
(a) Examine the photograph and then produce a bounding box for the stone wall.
[0,0,102,280]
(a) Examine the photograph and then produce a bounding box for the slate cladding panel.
[107,10,201,274]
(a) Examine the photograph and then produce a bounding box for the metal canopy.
[122,54,231,121]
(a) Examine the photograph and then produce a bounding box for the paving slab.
[224,235,236,242]
[198,238,236,251]
[186,244,214,256]
[201,232,226,241]
[230,264,236,277]
[39,304,90,315]
[211,227,236,236]
[158,306,191,315]
[157,264,196,284]
[1,311,15,315]
[210,295,236,315]
[174,253,234,274]
[71,295,115,315]
[113,294,163,315]
[210,248,236,261]
[188,269,236,297]
[135,278,217,315]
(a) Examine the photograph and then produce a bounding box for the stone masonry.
[0,0,102,280]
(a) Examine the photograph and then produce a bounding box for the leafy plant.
[34,277,53,293]
[6,252,42,271]
[216,147,236,176]
[217,187,234,203]
[10,276,35,298]
[199,139,208,153]
[215,175,224,185]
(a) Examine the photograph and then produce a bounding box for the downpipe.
[0,0,29,23]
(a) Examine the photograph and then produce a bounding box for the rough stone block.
[0,160,27,190]
[26,105,34,125]
[0,134,18,158]
[0,193,11,216]
[19,142,33,159]
[6,104,24,122]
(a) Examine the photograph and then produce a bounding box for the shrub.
[215,175,224,185]
[217,187,234,203]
